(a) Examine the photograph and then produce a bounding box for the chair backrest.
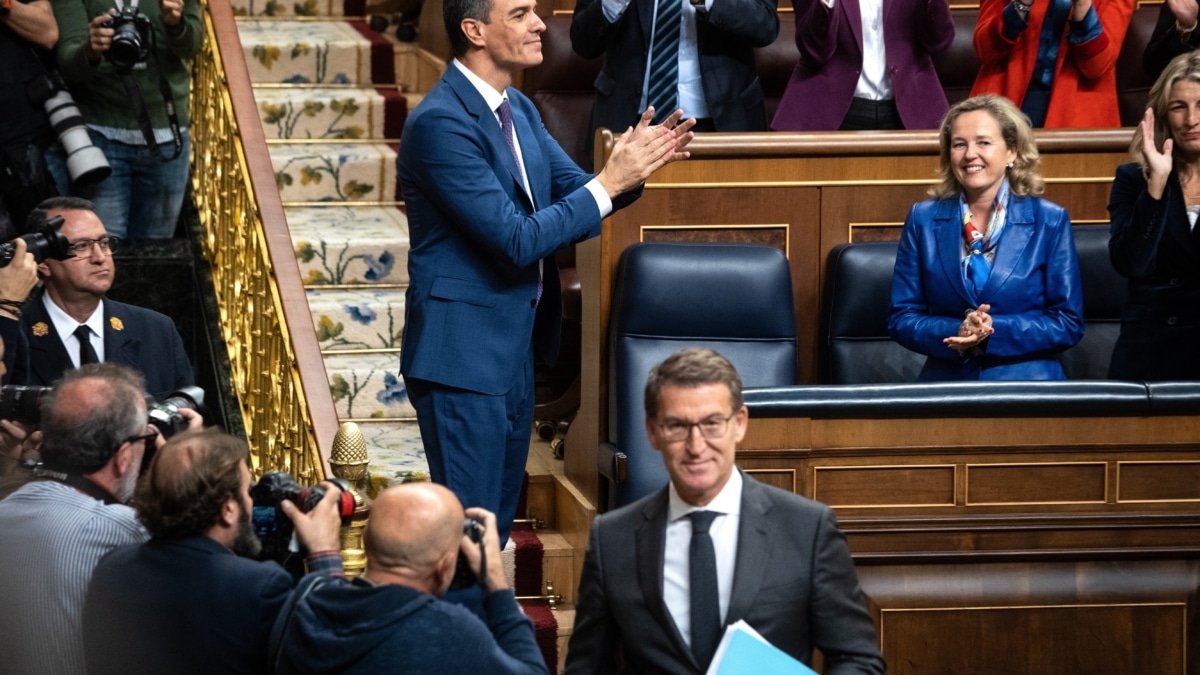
[520,13,602,169]
[935,9,985,108]
[607,242,797,507]
[1059,224,1124,379]
[823,241,924,384]
[755,16,799,124]
[1117,5,1159,127]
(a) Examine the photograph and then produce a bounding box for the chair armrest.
[597,442,628,484]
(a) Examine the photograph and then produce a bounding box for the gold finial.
[329,422,369,481]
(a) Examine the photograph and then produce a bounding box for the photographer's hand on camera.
[85,10,116,62]
[0,238,37,321]
[462,506,508,592]
[160,0,182,32]
[0,420,39,475]
[281,482,344,556]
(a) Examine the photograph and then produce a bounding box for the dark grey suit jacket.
[11,291,193,399]
[565,472,885,674]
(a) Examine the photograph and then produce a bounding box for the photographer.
[269,482,548,675]
[83,428,346,675]
[0,0,59,238]
[0,362,200,675]
[46,0,199,240]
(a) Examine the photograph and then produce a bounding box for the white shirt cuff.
[585,178,614,218]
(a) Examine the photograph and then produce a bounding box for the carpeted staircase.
[231,0,426,482]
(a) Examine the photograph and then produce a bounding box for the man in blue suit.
[398,0,694,544]
[9,197,194,399]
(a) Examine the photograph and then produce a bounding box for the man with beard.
[81,428,345,675]
[0,363,200,675]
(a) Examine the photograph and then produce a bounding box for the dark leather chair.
[935,9,985,108]
[823,241,923,384]
[520,13,602,170]
[822,225,1124,384]
[600,242,797,509]
[1058,225,1124,379]
[755,15,799,124]
[1116,5,1159,127]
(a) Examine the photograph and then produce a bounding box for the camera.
[250,472,355,564]
[449,516,487,591]
[102,8,152,70]
[0,385,52,426]
[0,215,71,269]
[40,81,111,187]
[145,386,205,440]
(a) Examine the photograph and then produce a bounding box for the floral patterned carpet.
[232,1,427,483]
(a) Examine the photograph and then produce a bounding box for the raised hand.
[1141,107,1173,200]
[596,107,697,199]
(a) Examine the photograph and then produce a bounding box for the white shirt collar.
[43,293,105,344]
[453,58,508,122]
[667,467,743,522]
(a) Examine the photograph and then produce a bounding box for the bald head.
[39,363,146,474]
[364,483,465,585]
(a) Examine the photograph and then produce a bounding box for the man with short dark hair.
[9,196,193,398]
[269,482,547,675]
[400,0,694,547]
[0,363,198,675]
[82,428,345,675]
[565,348,886,674]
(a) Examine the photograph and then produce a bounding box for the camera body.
[102,8,152,70]
[145,386,205,440]
[449,517,486,590]
[250,472,354,563]
[0,215,71,269]
[0,385,52,426]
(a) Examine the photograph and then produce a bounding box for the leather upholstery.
[755,17,799,125]
[824,225,1123,384]
[1116,6,1158,127]
[521,14,602,170]
[605,242,797,508]
[934,9,984,107]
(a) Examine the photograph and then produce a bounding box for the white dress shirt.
[824,0,894,101]
[663,469,742,649]
[44,294,106,368]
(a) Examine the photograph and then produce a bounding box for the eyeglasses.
[67,236,120,257]
[123,430,158,447]
[655,413,736,443]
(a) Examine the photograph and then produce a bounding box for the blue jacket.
[269,575,547,675]
[888,195,1085,380]
[398,65,631,395]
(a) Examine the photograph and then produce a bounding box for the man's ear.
[112,441,137,478]
[461,17,485,48]
[432,549,458,595]
[218,496,239,529]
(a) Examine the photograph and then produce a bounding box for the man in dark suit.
[398,0,694,545]
[570,0,778,138]
[565,348,885,674]
[82,428,346,675]
[9,196,193,398]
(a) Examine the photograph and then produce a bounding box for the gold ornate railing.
[189,0,340,482]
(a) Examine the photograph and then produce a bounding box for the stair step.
[323,351,412,419]
[269,142,398,203]
[357,419,427,482]
[237,20,394,84]
[288,205,409,285]
[308,287,405,351]
[231,0,360,18]
[254,86,408,140]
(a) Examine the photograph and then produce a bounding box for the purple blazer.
[771,0,954,131]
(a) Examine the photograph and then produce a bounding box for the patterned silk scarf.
[960,179,1011,298]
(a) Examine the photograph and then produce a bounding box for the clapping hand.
[944,303,993,351]
[1141,108,1173,200]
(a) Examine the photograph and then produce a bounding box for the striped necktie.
[646,0,681,123]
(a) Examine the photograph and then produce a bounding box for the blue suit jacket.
[771,0,954,131]
[11,292,193,398]
[398,65,620,395]
[888,195,1085,380]
[83,536,293,675]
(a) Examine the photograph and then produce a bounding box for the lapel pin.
[32,322,49,337]
[110,317,124,331]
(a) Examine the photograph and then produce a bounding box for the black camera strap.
[115,66,182,162]
[34,468,122,505]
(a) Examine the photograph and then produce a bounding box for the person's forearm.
[2,0,58,48]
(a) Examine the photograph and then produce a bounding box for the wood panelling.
[966,463,1107,505]
[1119,462,1200,503]
[814,465,955,508]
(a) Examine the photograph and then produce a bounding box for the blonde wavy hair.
[1131,51,1200,173]
[929,95,1045,199]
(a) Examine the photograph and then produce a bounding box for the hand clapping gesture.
[944,303,994,352]
[1141,108,1174,200]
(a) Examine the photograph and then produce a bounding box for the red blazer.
[970,0,1134,128]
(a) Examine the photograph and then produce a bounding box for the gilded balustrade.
[188,0,340,484]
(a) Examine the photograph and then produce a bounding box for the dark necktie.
[647,0,680,123]
[688,510,721,669]
[74,324,99,366]
[497,98,542,303]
